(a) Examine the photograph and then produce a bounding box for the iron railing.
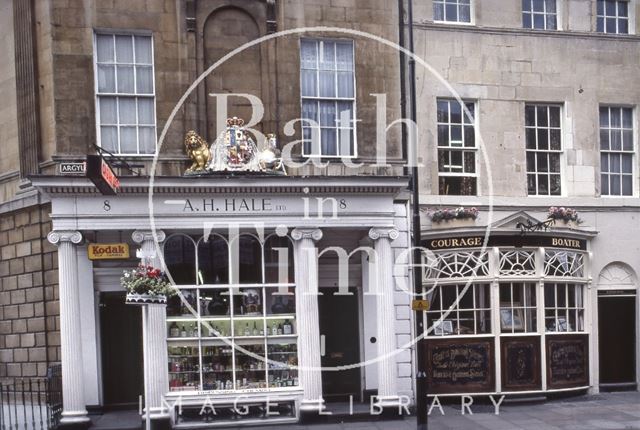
[0,365,62,430]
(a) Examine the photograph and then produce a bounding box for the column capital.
[291,228,323,242]
[47,230,83,245]
[368,227,399,241]
[132,230,166,244]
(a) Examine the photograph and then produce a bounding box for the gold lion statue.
[184,130,211,173]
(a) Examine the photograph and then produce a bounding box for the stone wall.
[0,204,59,381]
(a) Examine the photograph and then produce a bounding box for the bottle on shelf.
[180,324,187,337]
[271,323,278,336]
[244,323,250,337]
[252,321,258,336]
[283,320,292,335]
[169,322,180,338]
[277,323,283,335]
[189,323,196,337]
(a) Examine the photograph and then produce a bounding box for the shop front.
[32,174,413,428]
[421,212,596,397]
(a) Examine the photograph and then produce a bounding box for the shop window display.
[164,233,298,393]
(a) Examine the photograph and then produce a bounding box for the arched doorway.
[597,263,638,390]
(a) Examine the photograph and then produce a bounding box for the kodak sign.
[88,243,130,260]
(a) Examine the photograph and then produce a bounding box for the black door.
[318,287,361,402]
[598,295,636,387]
[100,293,144,408]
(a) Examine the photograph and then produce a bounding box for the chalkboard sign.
[501,337,541,391]
[546,335,589,389]
[426,338,494,394]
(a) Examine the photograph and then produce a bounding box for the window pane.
[136,66,154,94]
[302,100,318,123]
[300,40,317,69]
[434,2,444,20]
[116,65,135,93]
[115,35,134,63]
[96,34,114,62]
[459,5,470,22]
[139,126,156,154]
[463,152,475,173]
[622,108,633,128]
[545,0,556,13]
[120,126,137,153]
[464,126,475,147]
[319,101,336,127]
[601,174,609,195]
[622,130,633,151]
[611,174,621,194]
[550,153,561,173]
[464,103,475,123]
[438,125,449,146]
[621,153,632,173]
[546,14,557,30]
[605,0,616,15]
[536,106,548,126]
[550,174,561,195]
[537,129,548,149]
[537,153,549,172]
[533,13,545,29]
[319,41,335,71]
[338,127,354,157]
[611,130,622,150]
[601,153,609,172]
[134,36,152,64]
[445,3,458,21]
[622,175,632,195]
[526,152,536,172]
[600,130,610,150]
[98,65,115,93]
[100,126,118,152]
[597,0,604,15]
[525,105,536,126]
[138,98,155,125]
[119,98,136,124]
[597,17,605,32]
[606,17,616,33]
[526,128,536,149]
[318,71,336,97]
[523,12,532,28]
[301,70,317,97]
[527,174,537,194]
[538,174,549,194]
[523,0,531,13]
[337,101,354,127]
[99,97,117,124]
[532,0,544,12]
[619,18,629,34]
[450,125,462,143]
[549,106,561,127]
[336,71,353,98]
[619,1,628,16]
[611,108,621,127]
[321,128,337,156]
[437,100,449,123]
[611,154,621,172]
[599,107,609,127]
[335,42,353,71]
[550,129,561,150]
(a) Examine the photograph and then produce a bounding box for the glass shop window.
[544,283,585,332]
[499,282,537,333]
[425,283,491,336]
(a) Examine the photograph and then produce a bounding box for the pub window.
[424,250,490,280]
[300,39,356,157]
[544,250,584,277]
[165,233,298,393]
[425,283,491,336]
[600,106,634,196]
[437,99,478,195]
[544,283,585,332]
[94,32,157,155]
[499,250,537,276]
[526,104,562,196]
[499,282,537,333]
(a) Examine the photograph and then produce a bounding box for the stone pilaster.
[47,231,90,429]
[291,228,324,415]
[132,230,171,430]
[368,227,400,406]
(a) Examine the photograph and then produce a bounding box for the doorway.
[318,287,362,402]
[100,292,144,408]
[598,293,637,389]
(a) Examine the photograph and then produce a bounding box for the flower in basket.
[121,264,176,299]
[428,206,479,223]
[547,206,581,223]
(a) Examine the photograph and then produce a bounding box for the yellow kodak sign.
[88,243,130,260]
[411,299,430,312]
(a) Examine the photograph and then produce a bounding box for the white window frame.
[522,0,559,30]
[543,283,585,333]
[299,38,357,159]
[599,105,636,197]
[596,0,631,34]
[433,0,475,25]
[499,282,538,334]
[93,30,157,156]
[425,283,492,337]
[525,103,564,197]
[436,98,479,196]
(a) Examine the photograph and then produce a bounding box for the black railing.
[0,365,62,430]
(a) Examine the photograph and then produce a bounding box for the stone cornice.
[28,175,410,196]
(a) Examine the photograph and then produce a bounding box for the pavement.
[89,391,640,430]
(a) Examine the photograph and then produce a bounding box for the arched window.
[197,234,229,284]
[264,234,294,284]
[163,234,197,285]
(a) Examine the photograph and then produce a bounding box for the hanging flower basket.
[122,264,175,305]
[548,206,582,227]
[427,207,479,228]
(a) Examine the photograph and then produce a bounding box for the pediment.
[490,211,544,230]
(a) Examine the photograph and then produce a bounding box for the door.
[598,294,636,388]
[318,287,362,401]
[100,292,144,408]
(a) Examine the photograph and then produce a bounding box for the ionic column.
[369,227,400,406]
[132,230,170,429]
[291,228,324,414]
[47,230,90,429]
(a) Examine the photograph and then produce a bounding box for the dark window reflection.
[163,235,196,285]
[264,235,294,284]
[237,235,262,284]
[198,235,229,284]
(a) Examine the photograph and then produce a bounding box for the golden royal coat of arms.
[183,117,286,176]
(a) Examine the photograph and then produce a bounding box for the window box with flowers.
[428,207,479,229]
[548,207,582,229]
[122,264,176,305]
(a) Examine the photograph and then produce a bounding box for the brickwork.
[0,203,58,382]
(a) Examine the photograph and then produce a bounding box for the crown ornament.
[183,117,286,176]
